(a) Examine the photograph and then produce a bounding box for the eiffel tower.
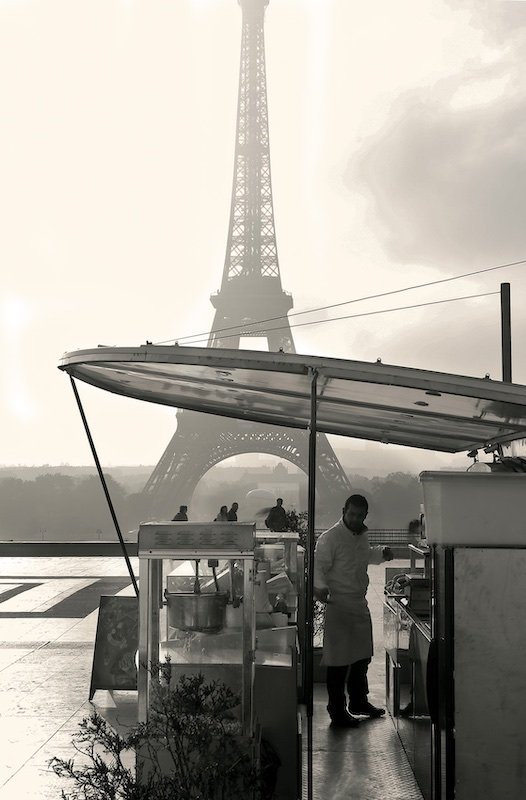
[143,0,351,520]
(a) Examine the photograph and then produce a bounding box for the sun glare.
[7,383,36,421]
[190,0,220,10]
[2,296,31,335]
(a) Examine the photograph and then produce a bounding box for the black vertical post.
[500,282,512,382]
[306,367,318,800]
[70,377,139,597]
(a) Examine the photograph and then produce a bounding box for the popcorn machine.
[137,522,256,736]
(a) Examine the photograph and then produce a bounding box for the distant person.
[214,505,228,522]
[407,518,422,541]
[227,502,239,521]
[265,498,288,532]
[172,505,188,521]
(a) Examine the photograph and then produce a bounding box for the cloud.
[444,0,526,40]
[347,22,526,270]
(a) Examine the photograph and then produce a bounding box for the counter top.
[385,594,431,639]
[161,624,297,667]
[408,542,430,556]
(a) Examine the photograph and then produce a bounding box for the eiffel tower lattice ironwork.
[143,0,351,517]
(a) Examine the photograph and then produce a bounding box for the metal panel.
[138,522,255,556]
[454,548,526,800]
[58,345,526,453]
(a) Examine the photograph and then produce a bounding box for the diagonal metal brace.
[69,376,139,597]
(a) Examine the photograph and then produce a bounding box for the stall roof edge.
[58,345,526,395]
[58,345,526,454]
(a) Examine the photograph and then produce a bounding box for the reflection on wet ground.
[0,557,422,799]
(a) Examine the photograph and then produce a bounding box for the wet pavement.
[305,561,423,799]
[0,556,422,799]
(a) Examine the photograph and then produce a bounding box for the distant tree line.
[195,470,422,529]
[0,474,140,541]
[0,470,422,541]
[347,471,423,529]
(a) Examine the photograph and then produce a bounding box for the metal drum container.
[165,591,228,633]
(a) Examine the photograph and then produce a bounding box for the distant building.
[255,463,305,511]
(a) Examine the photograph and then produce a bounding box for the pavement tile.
[0,650,34,671]
[0,763,72,800]
[0,555,421,798]
[0,693,86,717]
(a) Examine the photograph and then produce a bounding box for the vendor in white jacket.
[314,494,393,728]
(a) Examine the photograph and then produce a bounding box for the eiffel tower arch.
[144,411,353,520]
[143,0,352,520]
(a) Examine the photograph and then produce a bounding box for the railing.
[313,527,416,547]
[0,541,139,557]
[368,528,417,545]
[0,529,416,559]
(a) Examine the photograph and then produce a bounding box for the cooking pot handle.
[193,559,201,594]
[208,559,220,592]
[212,566,220,592]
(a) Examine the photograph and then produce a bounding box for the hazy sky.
[1,0,525,469]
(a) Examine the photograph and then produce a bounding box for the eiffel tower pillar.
[143,0,352,520]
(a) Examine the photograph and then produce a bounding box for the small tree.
[286,510,325,643]
[50,668,279,800]
[284,509,308,551]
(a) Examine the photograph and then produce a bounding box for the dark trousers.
[326,658,371,715]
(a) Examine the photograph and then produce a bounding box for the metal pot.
[165,591,228,633]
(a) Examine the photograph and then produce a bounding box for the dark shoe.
[349,702,385,718]
[329,711,360,728]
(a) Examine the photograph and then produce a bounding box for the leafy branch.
[50,667,279,800]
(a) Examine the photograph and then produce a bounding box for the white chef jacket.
[314,518,385,666]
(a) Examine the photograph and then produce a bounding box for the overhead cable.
[166,290,498,348]
[153,257,525,346]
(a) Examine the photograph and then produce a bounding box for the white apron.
[314,518,384,667]
[321,595,373,666]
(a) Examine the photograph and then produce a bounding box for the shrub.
[50,668,278,800]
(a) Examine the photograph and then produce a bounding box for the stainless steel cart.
[137,521,256,737]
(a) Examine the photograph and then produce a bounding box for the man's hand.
[382,546,394,562]
[314,586,330,603]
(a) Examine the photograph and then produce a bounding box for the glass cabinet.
[138,522,256,737]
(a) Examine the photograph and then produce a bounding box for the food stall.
[384,564,432,799]
[138,520,301,799]
[58,344,526,800]
[255,530,305,693]
[421,470,526,800]
[385,469,526,800]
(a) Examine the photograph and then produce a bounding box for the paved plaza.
[0,556,422,799]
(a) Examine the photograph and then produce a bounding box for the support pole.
[70,376,139,597]
[306,367,318,800]
[500,282,512,383]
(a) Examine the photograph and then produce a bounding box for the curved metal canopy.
[58,345,526,454]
